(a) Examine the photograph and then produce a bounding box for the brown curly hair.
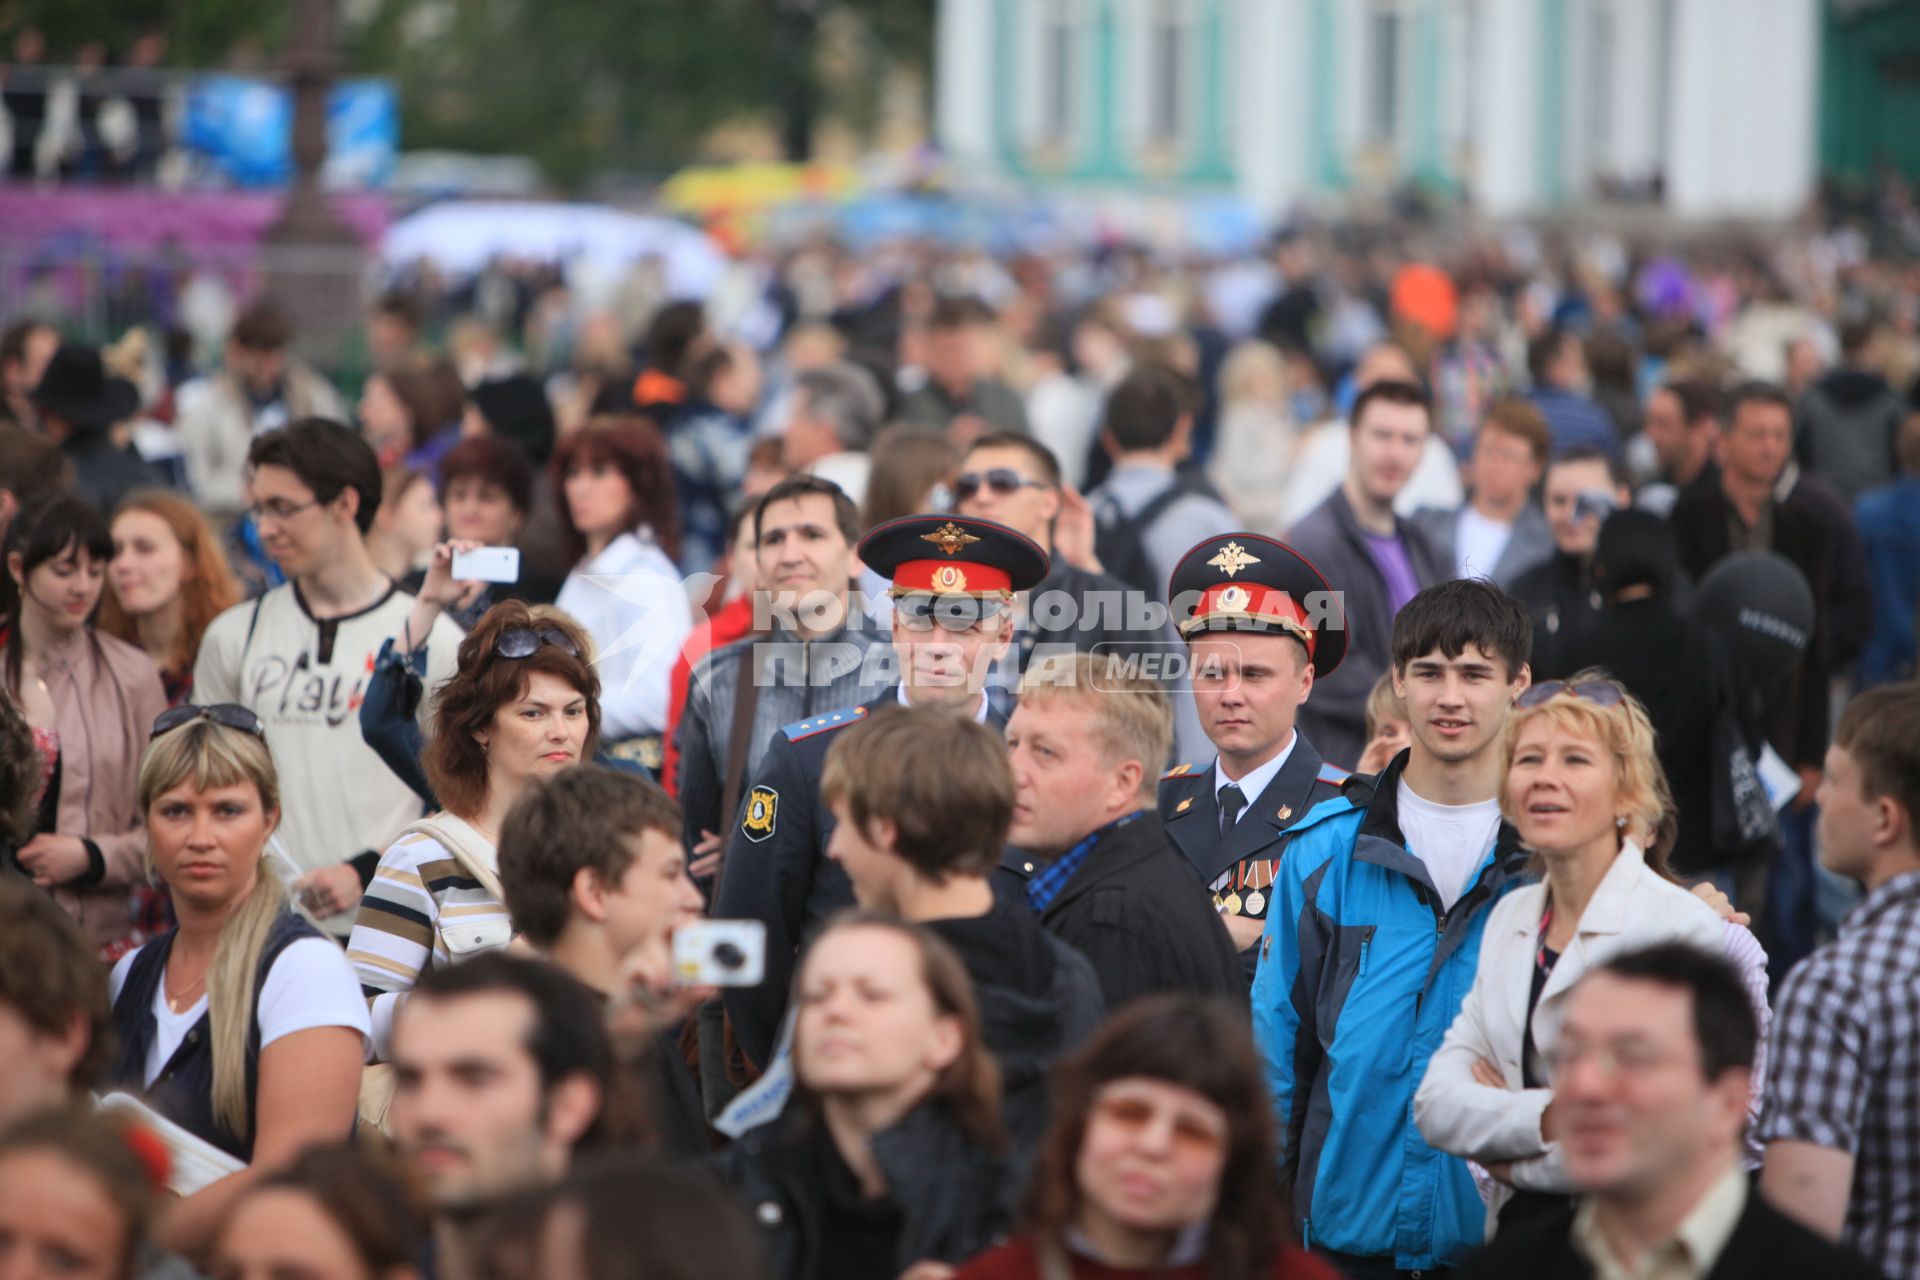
[1022,997,1286,1280]
[422,600,602,820]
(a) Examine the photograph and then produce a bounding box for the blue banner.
[183,76,397,189]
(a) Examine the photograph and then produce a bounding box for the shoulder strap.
[1135,476,1194,528]
[719,643,765,864]
[398,814,505,903]
[239,591,268,668]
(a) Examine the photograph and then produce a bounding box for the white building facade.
[936,0,1822,220]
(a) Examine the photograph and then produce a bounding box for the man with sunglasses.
[954,432,1207,761]
[1158,533,1355,976]
[713,512,1048,1070]
[194,419,464,936]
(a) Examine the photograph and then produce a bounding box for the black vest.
[109,911,323,1161]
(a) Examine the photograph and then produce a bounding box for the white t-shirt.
[111,937,371,1088]
[1396,780,1502,911]
[555,531,694,741]
[1453,506,1516,582]
[191,582,463,932]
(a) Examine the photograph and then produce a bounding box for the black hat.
[29,344,139,431]
[1167,532,1347,676]
[858,514,1050,599]
[470,373,556,466]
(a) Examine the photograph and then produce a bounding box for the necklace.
[165,962,209,1014]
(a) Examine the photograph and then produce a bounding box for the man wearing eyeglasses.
[954,432,1207,761]
[193,419,464,937]
[713,512,1048,1070]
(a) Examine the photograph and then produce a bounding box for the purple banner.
[0,187,390,252]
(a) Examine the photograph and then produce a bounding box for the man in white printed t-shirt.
[194,419,463,936]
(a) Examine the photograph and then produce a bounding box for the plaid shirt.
[1757,868,1920,1278]
[1026,815,1139,914]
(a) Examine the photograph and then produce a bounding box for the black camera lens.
[713,941,746,969]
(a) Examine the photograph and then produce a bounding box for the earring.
[1615,815,1628,831]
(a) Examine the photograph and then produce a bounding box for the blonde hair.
[1499,671,1677,869]
[138,720,285,1142]
[1017,651,1172,799]
[1217,339,1290,408]
[1364,672,1409,742]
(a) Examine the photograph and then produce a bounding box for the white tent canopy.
[379,201,726,299]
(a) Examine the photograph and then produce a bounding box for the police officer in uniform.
[1159,533,1352,974]
[714,514,1049,1068]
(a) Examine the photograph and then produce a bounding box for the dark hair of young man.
[1832,684,1920,840]
[1349,378,1433,435]
[229,302,291,353]
[1722,379,1794,427]
[1663,378,1722,428]
[1593,943,1757,1081]
[408,952,615,1143]
[1548,442,1630,489]
[750,473,861,546]
[818,708,1014,882]
[963,431,1063,487]
[1103,365,1190,453]
[247,418,384,535]
[1526,327,1573,385]
[438,434,535,518]
[0,877,115,1091]
[1390,577,1533,679]
[927,295,998,331]
[497,766,684,949]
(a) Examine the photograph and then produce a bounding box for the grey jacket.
[676,617,894,858]
[1287,487,1449,771]
[1410,501,1553,590]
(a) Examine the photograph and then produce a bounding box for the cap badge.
[1208,540,1262,578]
[922,522,981,556]
[1218,585,1251,612]
[934,565,968,592]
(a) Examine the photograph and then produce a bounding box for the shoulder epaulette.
[781,705,869,743]
[1162,762,1197,780]
[1316,763,1351,787]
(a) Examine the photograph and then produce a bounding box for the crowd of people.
[0,216,1916,1280]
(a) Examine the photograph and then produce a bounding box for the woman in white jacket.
[1412,675,1732,1234]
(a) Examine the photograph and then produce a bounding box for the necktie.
[1218,782,1247,837]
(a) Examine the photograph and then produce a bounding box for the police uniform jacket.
[715,688,1009,1069]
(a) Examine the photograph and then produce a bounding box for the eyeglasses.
[891,593,1009,633]
[245,497,320,525]
[1090,1088,1227,1159]
[953,469,1049,502]
[496,627,581,660]
[151,703,265,740]
[1545,1037,1689,1081]
[1516,680,1625,710]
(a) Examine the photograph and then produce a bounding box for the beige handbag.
[357,815,510,1136]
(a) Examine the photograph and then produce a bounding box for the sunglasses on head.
[151,703,265,741]
[892,593,1009,633]
[496,628,580,660]
[953,468,1049,502]
[1516,679,1625,710]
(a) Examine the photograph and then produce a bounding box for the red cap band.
[1183,582,1316,656]
[889,558,1013,597]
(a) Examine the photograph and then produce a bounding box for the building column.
[1665,0,1818,217]
[1607,0,1665,185]
[935,0,997,173]
[1235,0,1313,214]
[1472,0,1543,215]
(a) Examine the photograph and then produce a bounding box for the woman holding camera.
[347,598,600,1062]
[107,707,368,1257]
[720,914,1009,1280]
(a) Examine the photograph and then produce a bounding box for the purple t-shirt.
[1363,530,1421,617]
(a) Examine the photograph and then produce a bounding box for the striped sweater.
[346,829,513,1062]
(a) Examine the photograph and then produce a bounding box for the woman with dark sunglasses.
[346,597,601,1066]
[953,997,1336,1280]
[2,495,168,958]
[1413,675,1750,1235]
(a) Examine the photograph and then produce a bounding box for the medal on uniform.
[1224,892,1243,915]
[1245,890,1266,916]
[1277,804,1293,821]
[1175,797,1193,814]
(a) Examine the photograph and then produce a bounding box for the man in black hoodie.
[1795,318,1903,502]
[820,704,1104,1158]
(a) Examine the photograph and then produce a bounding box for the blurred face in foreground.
[1076,1077,1230,1242]
[793,926,960,1109]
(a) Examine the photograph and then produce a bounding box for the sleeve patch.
[741,787,779,842]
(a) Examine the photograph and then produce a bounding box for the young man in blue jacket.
[1252,578,1533,1276]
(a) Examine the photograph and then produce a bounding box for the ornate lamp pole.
[261,0,365,376]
